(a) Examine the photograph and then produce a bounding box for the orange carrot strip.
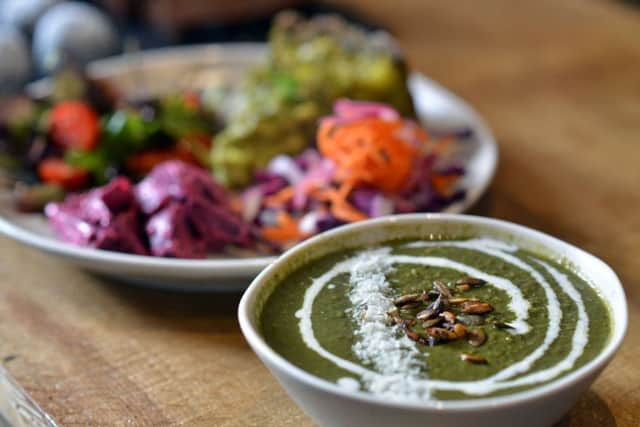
[263,186,294,207]
[330,198,367,222]
[317,116,423,193]
[261,212,307,244]
[431,174,459,196]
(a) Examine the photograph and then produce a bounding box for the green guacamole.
[260,238,611,401]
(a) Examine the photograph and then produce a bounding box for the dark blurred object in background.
[0,0,377,93]
[32,2,121,74]
[0,0,61,35]
[0,26,31,93]
[97,0,377,47]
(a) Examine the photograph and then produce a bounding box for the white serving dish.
[238,213,627,427]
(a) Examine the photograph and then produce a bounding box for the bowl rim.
[238,213,627,411]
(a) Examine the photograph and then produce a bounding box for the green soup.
[260,237,611,401]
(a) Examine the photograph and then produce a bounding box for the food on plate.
[37,97,466,258]
[1,12,474,259]
[0,67,215,205]
[211,11,415,188]
[45,161,249,258]
[45,176,148,254]
[260,236,611,401]
[242,100,464,249]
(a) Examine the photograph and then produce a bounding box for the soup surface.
[260,237,611,401]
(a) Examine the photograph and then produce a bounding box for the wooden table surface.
[1,0,639,425]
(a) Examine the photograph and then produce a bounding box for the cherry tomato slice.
[49,101,99,151]
[38,158,89,191]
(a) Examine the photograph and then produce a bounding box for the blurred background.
[0,0,379,91]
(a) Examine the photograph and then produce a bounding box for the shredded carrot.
[309,184,367,222]
[263,186,294,207]
[432,174,459,196]
[261,212,307,244]
[330,197,367,222]
[318,117,422,193]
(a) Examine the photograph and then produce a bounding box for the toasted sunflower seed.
[457,314,486,326]
[416,308,437,320]
[393,294,420,306]
[455,277,486,288]
[433,280,452,299]
[440,311,457,323]
[426,327,458,341]
[462,301,494,315]
[427,290,441,300]
[467,328,487,347]
[399,302,421,310]
[453,323,467,338]
[460,353,488,364]
[449,297,480,305]
[430,294,450,312]
[387,310,403,325]
[403,324,430,345]
[422,318,441,328]
[456,284,471,293]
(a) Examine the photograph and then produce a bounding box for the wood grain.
[1,0,639,425]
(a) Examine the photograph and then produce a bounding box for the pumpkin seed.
[393,294,420,307]
[456,284,471,293]
[449,297,480,305]
[457,314,485,326]
[462,301,494,315]
[433,280,452,299]
[453,323,467,338]
[440,311,456,323]
[455,277,486,288]
[460,353,488,364]
[467,328,487,347]
[416,308,437,320]
[426,327,458,341]
[422,318,441,328]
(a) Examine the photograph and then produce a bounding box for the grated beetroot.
[46,161,251,258]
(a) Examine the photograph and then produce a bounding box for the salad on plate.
[0,11,471,259]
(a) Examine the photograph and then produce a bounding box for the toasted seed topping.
[416,308,437,320]
[494,322,515,330]
[386,276,499,353]
[426,327,458,341]
[457,314,486,326]
[430,294,450,312]
[422,318,441,328]
[467,328,487,347]
[456,284,471,293]
[455,277,486,287]
[403,323,430,345]
[449,297,480,305]
[393,293,420,307]
[440,311,456,323]
[460,353,488,364]
[433,280,452,299]
[387,310,403,325]
[399,302,421,310]
[462,301,494,315]
[427,290,441,300]
[453,323,467,339]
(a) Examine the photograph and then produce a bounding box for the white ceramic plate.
[0,44,497,291]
